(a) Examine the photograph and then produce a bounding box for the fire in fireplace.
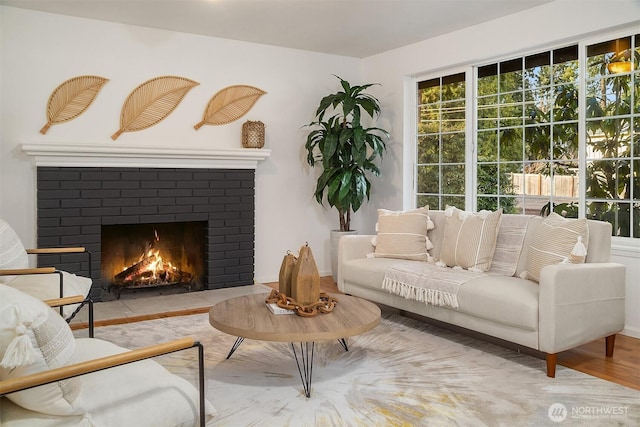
[101,221,206,298]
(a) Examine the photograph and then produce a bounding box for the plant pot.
[330,230,357,283]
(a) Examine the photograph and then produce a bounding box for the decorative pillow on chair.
[438,207,502,272]
[7,271,92,319]
[524,213,589,283]
[0,219,29,284]
[0,284,86,416]
[372,206,435,261]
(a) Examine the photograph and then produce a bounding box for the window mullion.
[469,66,478,211]
[578,41,587,218]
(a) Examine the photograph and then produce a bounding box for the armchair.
[0,219,93,336]
[0,285,217,426]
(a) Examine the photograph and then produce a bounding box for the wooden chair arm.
[0,337,197,395]
[26,247,87,254]
[0,267,57,275]
[45,295,85,308]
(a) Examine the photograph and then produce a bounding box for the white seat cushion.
[457,276,539,331]
[342,257,399,290]
[0,338,218,426]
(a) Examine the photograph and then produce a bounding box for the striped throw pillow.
[373,207,434,261]
[0,285,86,415]
[438,207,502,272]
[0,219,29,284]
[525,213,588,283]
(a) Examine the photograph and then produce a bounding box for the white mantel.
[22,142,271,169]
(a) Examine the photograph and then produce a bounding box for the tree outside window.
[416,73,466,210]
[477,46,579,216]
[414,31,639,239]
[584,35,639,238]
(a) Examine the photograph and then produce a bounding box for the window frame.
[413,66,474,212]
[410,27,639,245]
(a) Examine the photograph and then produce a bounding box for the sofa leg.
[546,353,557,378]
[605,334,616,357]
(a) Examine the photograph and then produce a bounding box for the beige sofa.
[337,210,626,377]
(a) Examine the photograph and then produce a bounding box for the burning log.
[112,254,193,288]
[113,254,159,284]
[109,229,196,299]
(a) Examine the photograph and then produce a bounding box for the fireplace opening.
[101,221,206,299]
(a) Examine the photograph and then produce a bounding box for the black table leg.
[226,336,244,359]
[291,342,315,398]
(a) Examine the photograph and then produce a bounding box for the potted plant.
[304,75,389,280]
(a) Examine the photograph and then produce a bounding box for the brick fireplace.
[23,142,271,301]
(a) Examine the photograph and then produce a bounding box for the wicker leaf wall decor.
[194,85,266,129]
[40,75,109,134]
[112,76,200,140]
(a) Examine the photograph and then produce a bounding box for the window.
[585,35,639,238]
[476,46,579,215]
[416,73,466,210]
[414,31,639,239]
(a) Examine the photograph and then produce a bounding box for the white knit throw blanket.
[382,263,486,309]
[382,214,533,309]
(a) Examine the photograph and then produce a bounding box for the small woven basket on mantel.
[241,120,265,148]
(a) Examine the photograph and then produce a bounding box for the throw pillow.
[438,207,502,272]
[372,206,434,261]
[0,284,86,416]
[7,271,92,319]
[0,219,29,284]
[524,213,589,283]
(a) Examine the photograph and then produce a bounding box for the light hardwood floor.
[279,276,639,391]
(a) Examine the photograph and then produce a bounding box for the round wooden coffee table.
[209,292,381,397]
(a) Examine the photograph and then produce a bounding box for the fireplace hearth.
[35,166,257,301]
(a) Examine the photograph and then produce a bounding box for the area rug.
[87,311,639,427]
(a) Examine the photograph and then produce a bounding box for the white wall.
[360,0,640,337]
[0,6,360,282]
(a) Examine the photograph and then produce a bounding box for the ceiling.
[0,0,553,58]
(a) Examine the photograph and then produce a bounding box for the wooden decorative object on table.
[278,251,296,295]
[40,75,109,134]
[112,76,199,140]
[241,120,265,148]
[265,289,338,318]
[290,243,320,306]
[194,85,266,129]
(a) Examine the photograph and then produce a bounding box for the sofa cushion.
[372,207,434,261]
[0,285,86,416]
[457,276,539,331]
[342,257,401,290]
[439,207,502,272]
[524,213,589,283]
